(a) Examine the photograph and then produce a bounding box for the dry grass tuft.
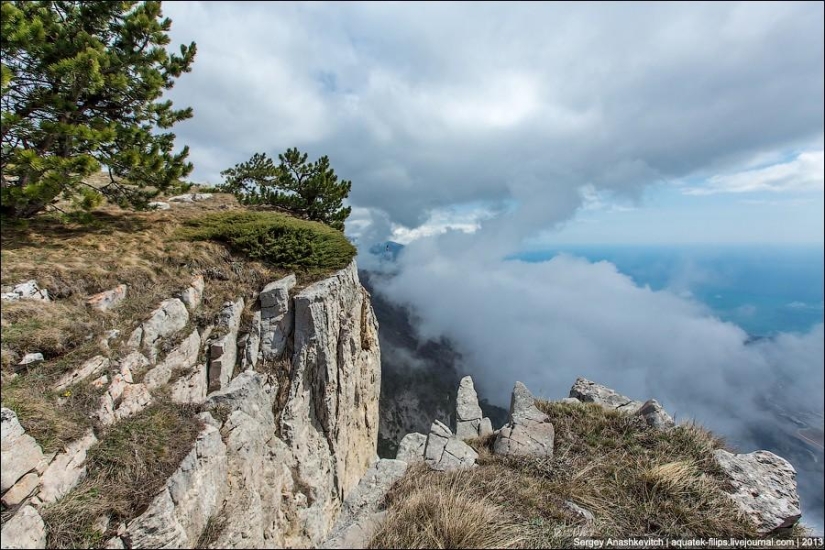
[373,401,762,548]
[40,401,202,549]
[369,464,524,549]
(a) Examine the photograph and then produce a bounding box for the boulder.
[38,430,97,503]
[424,420,478,471]
[0,505,46,549]
[395,432,427,463]
[178,275,204,311]
[86,284,127,312]
[714,449,801,534]
[493,381,554,458]
[17,353,44,369]
[1,280,50,302]
[636,399,675,430]
[569,377,644,413]
[167,193,213,202]
[1,408,45,493]
[54,355,110,392]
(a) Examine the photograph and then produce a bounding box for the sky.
[162,1,824,247]
[160,2,825,532]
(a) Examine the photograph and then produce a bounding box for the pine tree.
[0,1,196,218]
[221,148,353,231]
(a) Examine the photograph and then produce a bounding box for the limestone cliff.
[1,261,380,549]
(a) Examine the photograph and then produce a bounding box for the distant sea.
[515,244,824,337]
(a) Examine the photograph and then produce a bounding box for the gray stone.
[1,280,50,303]
[561,397,581,405]
[0,505,46,549]
[1,472,39,507]
[259,275,297,361]
[126,424,227,548]
[140,298,189,362]
[569,377,644,413]
[424,420,478,471]
[169,363,207,404]
[494,382,555,458]
[564,500,595,523]
[167,193,213,202]
[1,408,45,493]
[148,201,170,210]
[38,429,97,503]
[125,326,143,350]
[395,433,427,463]
[86,284,127,311]
[18,353,44,366]
[207,298,243,391]
[456,376,483,422]
[714,449,801,534]
[479,417,494,436]
[54,355,110,392]
[322,459,407,548]
[636,399,675,430]
[242,310,262,371]
[280,261,381,544]
[144,329,200,389]
[178,275,204,311]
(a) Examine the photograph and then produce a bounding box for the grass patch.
[1,369,99,454]
[369,463,524,549]
[372,401,762,549]
[179,211,356,275]
[40,402,202,549]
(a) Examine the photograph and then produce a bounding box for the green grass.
[40,402,202,549]
[179,211,356,275]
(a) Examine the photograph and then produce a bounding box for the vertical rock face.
[208,299,244,392]
[282,261,381,542]
[258,274,297,362]
[455,376,494,440]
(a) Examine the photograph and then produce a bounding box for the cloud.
[684,151,825,195]
[162,1,824,236]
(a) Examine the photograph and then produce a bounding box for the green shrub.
[180,211,356,273]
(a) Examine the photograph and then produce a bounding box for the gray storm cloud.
[163,1,823,233]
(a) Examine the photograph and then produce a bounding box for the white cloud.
[684,151,825,195]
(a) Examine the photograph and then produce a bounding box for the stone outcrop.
[126,422,228,548]
[207,299,243,392]
[636,399,675,430]
[138,298,189,362]
[569,377,645,413]
[178,275,204,311]
[37,430,97,504]
[167,193,213,202]
[256,274,297,364]
[455,376,494,440]
[424,420,478,471]
[0,505,46,549]
[494,381,555,458]
[144,330,201,390]
[87,284,127,312]
[1,408,45,493]
[395,432,427,463]
[1,280,50,302]
[17,353,44,367]
[54,355,110,392]
[322,459,408,549]
[281,262,381,542]
[714,449,801,534]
